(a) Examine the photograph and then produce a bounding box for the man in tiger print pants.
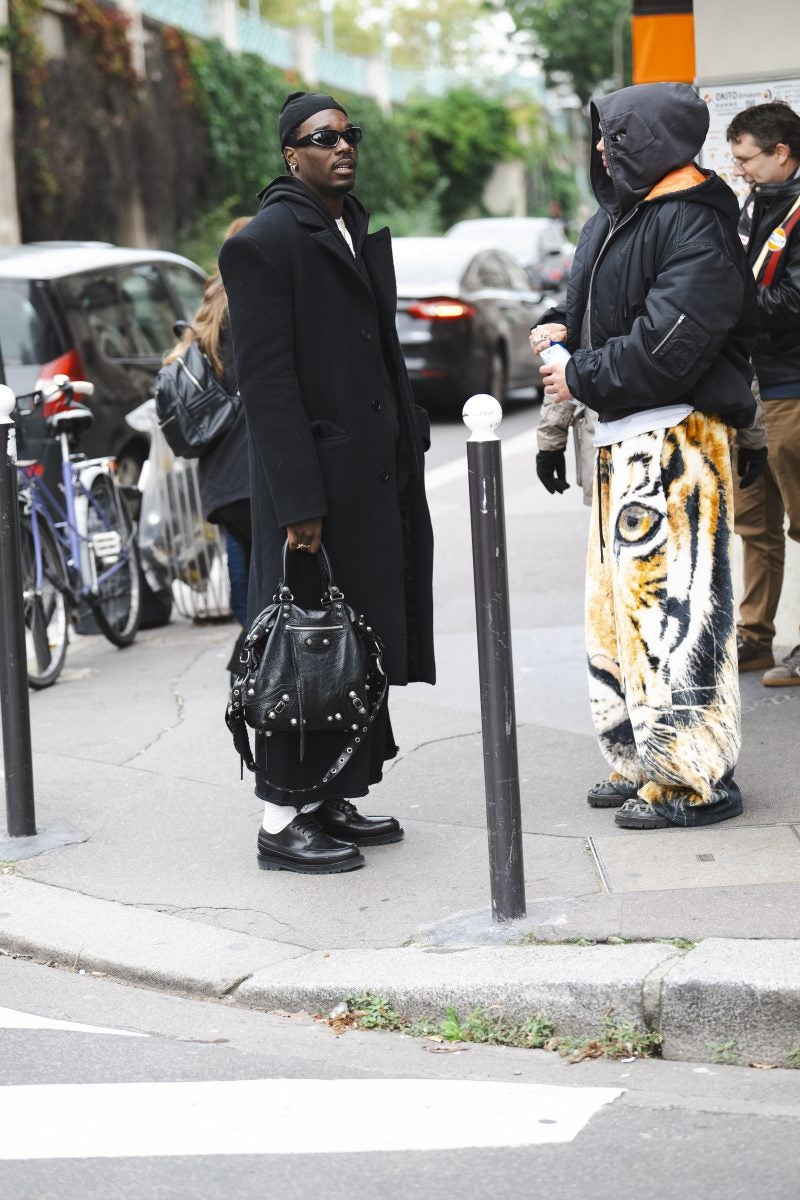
[531,82,760,829]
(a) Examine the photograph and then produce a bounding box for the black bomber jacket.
[549,83,758,429]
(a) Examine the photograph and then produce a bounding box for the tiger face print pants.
[586,412,741,808]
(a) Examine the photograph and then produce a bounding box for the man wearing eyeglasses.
[726,101,800,688]
[219,91,435,875]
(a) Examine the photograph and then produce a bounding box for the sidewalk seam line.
[5,876,308,949]
[585,837,611,895]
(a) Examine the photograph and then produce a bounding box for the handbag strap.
[278,540,337,601]
[225,626,388,795]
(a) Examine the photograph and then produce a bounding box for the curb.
[0,876,305,996]
[235,943,678,1037]
[1,876,799,1066]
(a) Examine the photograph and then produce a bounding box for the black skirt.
[254,690,398,806]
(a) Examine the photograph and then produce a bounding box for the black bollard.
[0,386,36,836]
[463,394,525,921]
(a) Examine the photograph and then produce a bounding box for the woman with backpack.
[162,218,253,660]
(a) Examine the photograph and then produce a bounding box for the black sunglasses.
[289,125,363,150]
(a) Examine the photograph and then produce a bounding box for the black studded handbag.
[225,542,387,793]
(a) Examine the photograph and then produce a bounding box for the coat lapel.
[310,227,372,294]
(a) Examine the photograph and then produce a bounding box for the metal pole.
[0,384,36,836]
[463,394,525,921]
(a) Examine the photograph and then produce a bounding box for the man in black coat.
[219,91,435,874]
[726,101,800,686]
[531,82,759,831]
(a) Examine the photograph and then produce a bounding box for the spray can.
[539,341,575,402]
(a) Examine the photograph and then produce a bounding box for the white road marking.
[0,1007,147,1037]
[0,1078,623,1160]
[425,428,537,492]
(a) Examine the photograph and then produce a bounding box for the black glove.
[737,445,768,490]
[536,449,570,495]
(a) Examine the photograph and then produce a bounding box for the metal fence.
[132,404,231,622]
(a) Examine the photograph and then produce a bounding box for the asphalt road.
[2,956,799,1200]
[424,396,539,468]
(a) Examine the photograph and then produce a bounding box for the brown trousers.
[735,397,800,646]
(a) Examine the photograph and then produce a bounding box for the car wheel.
[487,347,507,402]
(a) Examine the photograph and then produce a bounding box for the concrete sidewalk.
[2,425,800,1066]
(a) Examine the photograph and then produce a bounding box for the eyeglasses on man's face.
[730,146,773,170]
[289,125,363,150]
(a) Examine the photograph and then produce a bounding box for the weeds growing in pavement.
[338,994,660,1060]
[437,1006,555,1048]
[519,935,696,953]
[343,994,408,1032]
[520,934,596,946]
[555,1013,663,1063]
[787,1045,800,1069]
[708,1039,738,1065]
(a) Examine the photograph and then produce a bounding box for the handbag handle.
[277,540,341,601]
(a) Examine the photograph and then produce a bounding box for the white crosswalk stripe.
[0,1007,147,1037]
[0,1077,624,1160]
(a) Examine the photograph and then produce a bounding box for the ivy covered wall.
[10,1,209,245]
[8,1,572,257]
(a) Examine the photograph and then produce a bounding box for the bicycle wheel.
[85,473,142,647]
[18,510,70,688]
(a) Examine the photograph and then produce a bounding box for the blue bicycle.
[16,373,142,688]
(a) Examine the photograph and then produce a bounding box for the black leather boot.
[257,813,364,873]
[317,799,404,846]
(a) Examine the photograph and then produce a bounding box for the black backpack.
[154,339,241,459]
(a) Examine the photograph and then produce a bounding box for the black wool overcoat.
[218,177,435,687]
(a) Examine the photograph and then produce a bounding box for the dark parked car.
[0,242,206,480]
[445,217,572,292]
[393,237,547,410]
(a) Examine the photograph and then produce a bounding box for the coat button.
[372,399,381,411]
[379,469,390,481]
[361,329,372,341]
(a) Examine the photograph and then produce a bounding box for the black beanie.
[279,91,349,148]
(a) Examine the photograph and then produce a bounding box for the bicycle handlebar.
[14,376,96,412]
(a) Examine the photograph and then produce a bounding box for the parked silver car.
[445,217,572,292]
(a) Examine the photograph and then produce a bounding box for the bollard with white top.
[0,383,36,837]
[463,394,526,922]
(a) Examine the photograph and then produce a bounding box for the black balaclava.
[279,91,349,149]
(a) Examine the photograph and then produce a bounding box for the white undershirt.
[593,404,693,446]
[336,217,355,257]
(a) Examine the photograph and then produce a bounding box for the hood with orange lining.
[590,83,726,219]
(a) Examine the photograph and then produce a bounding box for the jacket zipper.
[652,313,686,355]
[286,625,344,632]
[585,207,640,350]
[586,205,641,565]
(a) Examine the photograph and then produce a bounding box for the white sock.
[261,799,324,835]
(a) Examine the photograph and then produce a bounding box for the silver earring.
[289,163,296,173]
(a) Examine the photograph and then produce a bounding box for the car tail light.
[407,299,475,320]
[36,348,86,417]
